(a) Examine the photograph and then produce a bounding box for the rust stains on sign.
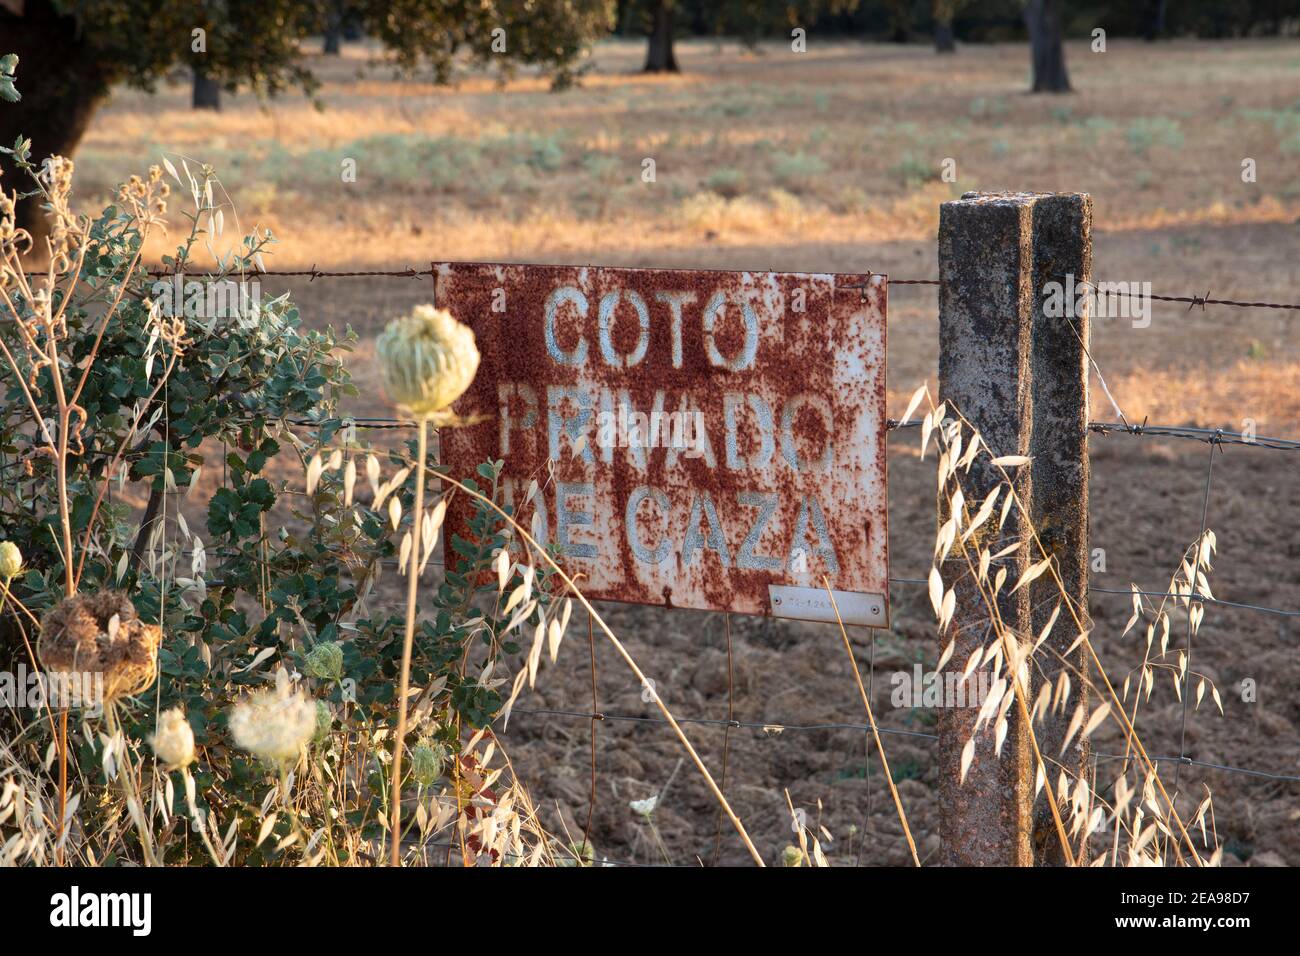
[435,262,888,625]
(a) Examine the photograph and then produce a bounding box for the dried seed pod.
[376,305,479,417]
[150,708,196,770]
[38,591,163,705]
[229,669,317,767]
[0,541,21,579]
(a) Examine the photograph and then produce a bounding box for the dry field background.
[75,36,1299,865]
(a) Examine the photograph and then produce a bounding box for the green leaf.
[0,53,17,103]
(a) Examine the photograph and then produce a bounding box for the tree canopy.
[0,0,614,244]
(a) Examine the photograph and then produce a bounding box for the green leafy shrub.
[0,147,562,865]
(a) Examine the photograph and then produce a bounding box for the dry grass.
[81,38,1300,251]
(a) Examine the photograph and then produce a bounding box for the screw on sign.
[434,262,889,627]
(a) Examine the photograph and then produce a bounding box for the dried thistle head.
[376,305,479,419]
[303,640,343,681]
[0,541,21,579]
[410,739,447,788]
[149,707,196,771]
[228,669,317,767]
[38,591,163,705]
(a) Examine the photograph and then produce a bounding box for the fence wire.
[28,264,1296,312]
[280,413,1300,453]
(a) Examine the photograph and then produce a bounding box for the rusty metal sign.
[434,263,888,626]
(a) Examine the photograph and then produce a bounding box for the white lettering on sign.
[436,263,889,625]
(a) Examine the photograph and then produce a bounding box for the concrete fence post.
[936,191,1091,866]
[1028,194,1092,865]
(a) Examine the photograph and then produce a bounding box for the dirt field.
[79,37,1300,865]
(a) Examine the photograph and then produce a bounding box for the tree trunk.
[1141,0,1167,41]
[1024,0,1071,93]
[886,0,911,42]
[934,20,956,53]
[192,66,221,110]
[644,0,679,73]
[0,0,113,258]
[690,0,708,36]
[323,0,344,54]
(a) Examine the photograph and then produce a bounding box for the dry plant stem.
[0,589,59,784]
[0,578,40,629]
[493,742,559,865]
[2,244,148,859]
[53,526,71,864]
[57,709,67,864]
[47,335,76,598]
[1027,637,1148,861]
[181,768,225,866]
[279,767,311,856]
[39,292,80,859]
[389,414,428,866]
[821,577,921,867]
[972,421,1204,865]
[948,538,1077,866]
[583,614,597,856]
[437,471,765,866]
[48,243,89,333]
[783,790,818,864]
[105,701,158,866]
[1082,638,1200,865]
[67,247,144,408]
[5,572,68,852]
[937,403,1200,863]
[1114,538,1202,778]
[927,413,1076,864]
[0,580,57,738]
[0,327,56,457]
[1002,514,1201,864]
[73,351,180,587]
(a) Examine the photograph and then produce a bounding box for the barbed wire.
[26,265,1298,313]
[1093,753,1300,784]
[1,415,1292,480]
[195,268,1300,312]
[216,267,1300,312]
[268,414,1300,453]
[191,563,1300,620]
[890,575,1300,619]
[1088,421,1300,451]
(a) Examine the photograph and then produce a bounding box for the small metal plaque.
[767,584,888,628]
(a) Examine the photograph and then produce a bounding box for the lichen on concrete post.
[937,190,1092,866]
